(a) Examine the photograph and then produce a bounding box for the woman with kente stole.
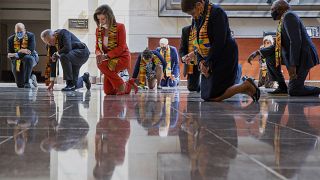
[94,4,138,95]
[181,0,260,102]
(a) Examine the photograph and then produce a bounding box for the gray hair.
[15,23,25,32]
[40,29,54,40]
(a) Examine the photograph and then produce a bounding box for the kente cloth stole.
[192,3,212,60]
[139,54,161,86]
[275,13,286,67]
[160,47,171,77]
[98,24,119,71]
[13,34,28,72]
[188,26,197,75]
[45,33,59,85]
[139,57,148,86]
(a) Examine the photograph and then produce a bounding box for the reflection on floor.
[0,84,320,180]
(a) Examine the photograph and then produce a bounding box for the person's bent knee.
[288,88,299,96]
[22,55,34,61]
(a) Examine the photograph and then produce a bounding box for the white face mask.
[100,24,108,29]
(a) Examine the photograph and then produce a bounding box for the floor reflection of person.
[179,99,262,179]
[135,93,179,136]
[7,105,38,156]
[258,101,318,179]
[94,97,130,180]
[179,102,239,179]
[40,91,90,152]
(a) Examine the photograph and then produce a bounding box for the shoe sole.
[31,75,38,87]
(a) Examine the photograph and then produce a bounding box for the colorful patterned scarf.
[97,24,119,71]
[45,33,59,85]
[160,47,171,77]
[13,34,28,72]
[139,54,162,86]
[191,3,212,60]
[188,26,197,75]
[275,12,286,67]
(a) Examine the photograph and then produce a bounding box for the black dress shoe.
[268,88,288,95]
[61,85,76,91]
[83,72,91,90]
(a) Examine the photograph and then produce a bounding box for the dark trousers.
[60,47,89,86]
[267,55,320,96]
[266,56,286,85]
[288,67,320,96]
[11,55,38,88]
[187,65,200,92]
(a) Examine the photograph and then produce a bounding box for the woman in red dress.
[94,4,137,95]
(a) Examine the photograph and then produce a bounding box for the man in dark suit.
[248,0,320,96]
[156,38,180,87]
[7,23,38,88]
[40,29,91,91]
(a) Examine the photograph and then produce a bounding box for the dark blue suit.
[156,46,180,87]
[48,29,90,86]
[7,32,38,87]
[260,11,320,96]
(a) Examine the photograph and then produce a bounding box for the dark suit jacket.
[47,29,88,79]
[156,46,180,77]
[179,25,192,77]
[7,31,38,61]
[260,11,319,70]
[132,50,167,79]
[54,29,86,55]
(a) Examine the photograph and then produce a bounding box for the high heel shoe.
[128,78,138,94]
[243,76,260,102]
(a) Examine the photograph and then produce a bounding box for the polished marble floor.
[0,83,320,180]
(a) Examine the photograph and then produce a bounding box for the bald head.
[15,23,25,32]
[271,0,290,20]
[14,23,26,39]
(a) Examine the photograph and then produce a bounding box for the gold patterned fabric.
[97,24,119,71]
[45,33,59,85]
[160,47,172,77]
[13,34,28,72]
[275,13,286,67]
[191,3,212,60]
[188,26,197,74]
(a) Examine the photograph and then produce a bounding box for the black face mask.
[271,10,279,20]
[161,47,166,51]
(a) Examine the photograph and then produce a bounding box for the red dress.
[95,23,133,95]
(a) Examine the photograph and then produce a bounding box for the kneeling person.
[41,29,91,91]
[7,23,38,88]
[133,48,167,89]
